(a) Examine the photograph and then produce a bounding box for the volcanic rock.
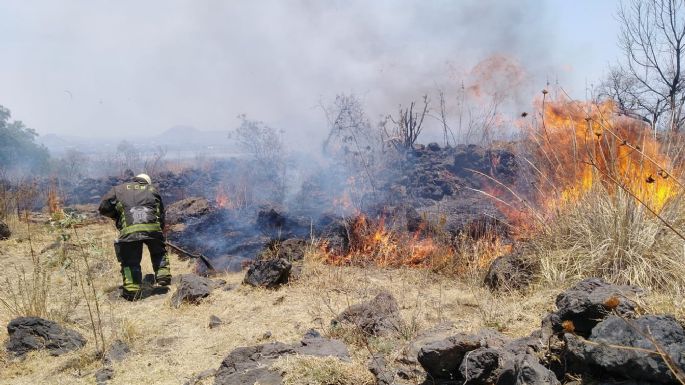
[458,347,503,384]
[565,315,685,383]
[95,366,114,385]
[257,206,287,230]
[496,353,560,385]
[0,220,10,240]
[550,277,641,336]
[484,252,537,291]
[243,258,291,289]
[368,354,394,385]
[332,292,402,337]
[398,322,459,366]
[171,274,217,308]
[104,339,130,363]
[209,315,223,329]
[417,329,508,380]
[166,197,213,225]
[6,317,87,356]
[259,238,307,262]
[213,334,350,385]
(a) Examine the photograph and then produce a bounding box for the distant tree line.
[0,105,50,176]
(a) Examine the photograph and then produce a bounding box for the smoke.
[0,0,619,153]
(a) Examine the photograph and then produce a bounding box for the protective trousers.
[114,238,171,296]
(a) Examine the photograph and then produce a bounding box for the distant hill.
[39,126,235,157]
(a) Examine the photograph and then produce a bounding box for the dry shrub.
[273,355,375,385]
[0,263,51,319]
[532,183,685,294]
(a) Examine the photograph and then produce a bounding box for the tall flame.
[527,95,678,214]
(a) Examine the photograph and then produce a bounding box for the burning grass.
[511,92,685,294]
[320,213,510,280]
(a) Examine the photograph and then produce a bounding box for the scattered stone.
[303,329,321,339]
[565,315,685,383]
[6,317,87,356]
[399,322,458,365]
[260,238,307,262]
[427,142,441,151]
[170,274,217,308]
[459,347,502,385]
[551,277,641,336]
[105,339,130,363]
[184,368,216,385]
[332,292,402,337]
[260,331,272,340]
[209,315,223,329]
[95,366,114,385]
[0,220,10,240]
[484,252,537,291]
[496,353,560,385]
[213,333,350,385]
[298,333,349,359]
[417,329,507,380]
[368,354,394,385]
[243,258,291,289]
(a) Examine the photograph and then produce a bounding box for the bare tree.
[231,115,287,203]
[143,145,168,177]
[615,0,685,133]
[58,149,88,182]
[116,140,141,174]
[598,66,666,131]
[321,94,382,196]
[385,95,430,149]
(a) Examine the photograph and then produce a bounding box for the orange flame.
[215,185,233,209]
[526,95,678,215]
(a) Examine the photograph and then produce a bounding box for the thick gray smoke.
[0,0,618,151]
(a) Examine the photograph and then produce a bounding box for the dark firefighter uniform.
[98,175,171,300]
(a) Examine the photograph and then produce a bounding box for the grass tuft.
[532,184,685,294]
[273,355,375,385]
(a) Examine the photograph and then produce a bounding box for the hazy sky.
[0,0,620,144]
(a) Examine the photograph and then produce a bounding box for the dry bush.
[531,184,685,293]
[273,355,375,385]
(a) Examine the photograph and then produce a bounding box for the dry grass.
[0,215,682,384]
[531,184,685,295]
[273,355,375,385]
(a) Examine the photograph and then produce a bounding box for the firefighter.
[98,173,171,300]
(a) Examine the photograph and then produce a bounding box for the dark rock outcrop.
[6,317,86,356]
[332,292,402,337]
[417,327,555,383]
[550,278,641,336]
[213,333,350,385]
[458,347,502,384]
[565,315,685,384]
[496,353,560,385]
[417,329,508,380]
[243,258,291,289]
[368,354,394,385]
[484,252,537,291]
[258,238,307,262]
[0,220,10,240]
[171,274,218,308]
[166,197,213,226]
